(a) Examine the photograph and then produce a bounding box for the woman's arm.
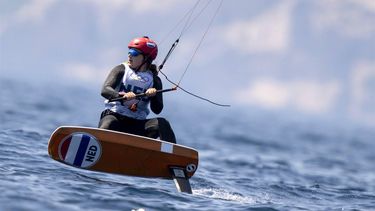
[150,75,164,114]
[101,64,125,100]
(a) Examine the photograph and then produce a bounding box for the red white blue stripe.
[59,133,101,168]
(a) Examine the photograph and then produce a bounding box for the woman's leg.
[145,118,176,143]
[98,110,121,131]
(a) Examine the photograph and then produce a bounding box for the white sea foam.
[193,188,268,204]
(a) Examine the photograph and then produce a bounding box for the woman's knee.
[145,118,159,138]
[156,118,172,129]
[157,118,176,143]
[143,118,177,143]
[98,115,120,130]
[145,118,172,132]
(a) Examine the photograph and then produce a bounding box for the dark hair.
[148,63,158,76]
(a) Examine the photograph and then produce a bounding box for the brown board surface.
[48,126,199,179]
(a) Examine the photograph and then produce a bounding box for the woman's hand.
[145,88,157,97]
[119,91,136,100]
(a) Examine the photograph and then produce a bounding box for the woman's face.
[128,48,145,69]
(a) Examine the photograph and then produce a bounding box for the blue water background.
[1,78,375,211]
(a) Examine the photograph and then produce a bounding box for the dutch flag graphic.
[59,133,101,168]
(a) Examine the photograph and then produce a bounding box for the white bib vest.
[104,63,154,119]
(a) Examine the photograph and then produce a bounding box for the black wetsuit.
[98,64,176,143]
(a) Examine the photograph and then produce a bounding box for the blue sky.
[1,0,374,126]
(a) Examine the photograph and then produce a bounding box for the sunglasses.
[128,48,143,57]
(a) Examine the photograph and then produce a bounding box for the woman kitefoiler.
[98,36,176,143]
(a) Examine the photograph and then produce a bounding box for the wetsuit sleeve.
[101,64,125,100]
[150,75,163,114]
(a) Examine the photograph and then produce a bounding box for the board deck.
[48,126,199,179]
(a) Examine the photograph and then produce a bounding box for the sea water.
[1,78,375,211]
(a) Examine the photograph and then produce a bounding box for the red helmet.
[128,36,158,60]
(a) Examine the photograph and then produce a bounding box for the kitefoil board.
[48,126,199,193]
